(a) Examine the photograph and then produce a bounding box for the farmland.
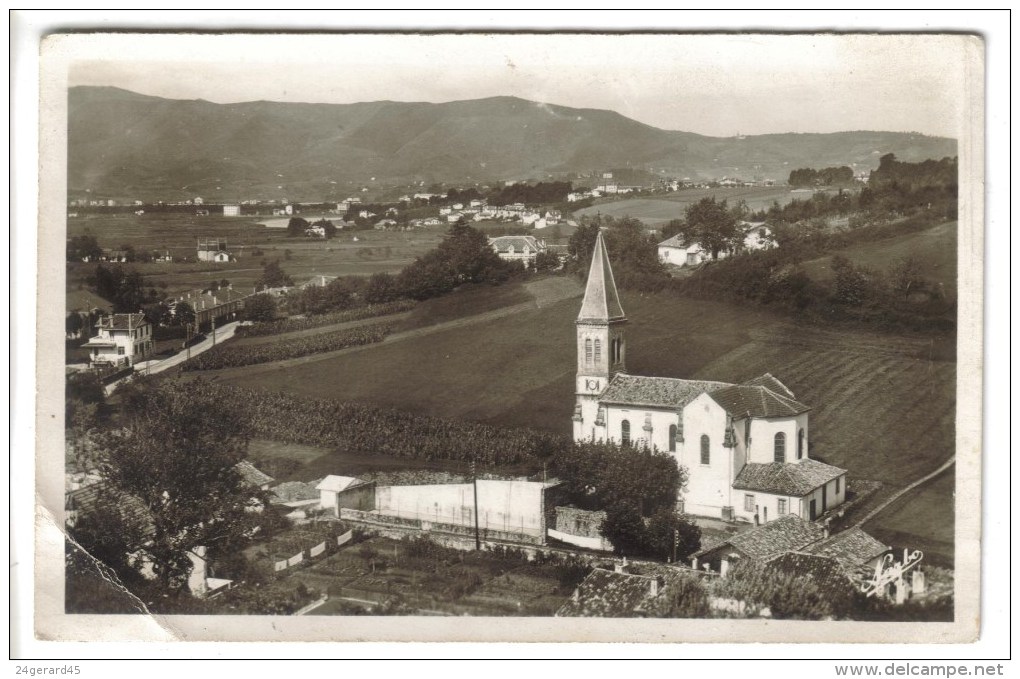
[574,186,819,226]
[865,469,956,568]
[800,220,958,298]
[66,212,444,296]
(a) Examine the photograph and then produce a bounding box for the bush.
[235,300,415,338]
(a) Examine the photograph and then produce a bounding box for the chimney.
[649,576,661,597]
[614,560,624,574]
[823,519,831,539]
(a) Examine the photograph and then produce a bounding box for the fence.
[271,530,355,574]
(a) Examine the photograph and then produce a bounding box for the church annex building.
[571,231,847,525]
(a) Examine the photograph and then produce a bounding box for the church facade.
[572,231,847,525]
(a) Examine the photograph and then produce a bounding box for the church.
[572,231,847,525]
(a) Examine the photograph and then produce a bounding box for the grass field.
[574,186,814,226]
[800,221,958,298]
[67,213,444,296]
[865,469,956,568]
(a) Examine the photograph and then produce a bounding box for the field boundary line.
[855,456,955,528]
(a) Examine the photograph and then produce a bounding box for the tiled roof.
[489,235,544,254]
[599,374,730,409]
[65,481,155,544]
[732,459,847,496]
[97,313,148,330]
[235,460,274,488]
[803,527,889,572]
[695,514,825,561]
[657,234,699,251]
[741,373,795,399]
[555,568,679,617]
[766,552,852,596]
[708,384,811,418]
[270,481,320,503]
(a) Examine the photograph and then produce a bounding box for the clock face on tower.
[584,378,601,393]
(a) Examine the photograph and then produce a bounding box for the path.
[106,320,241,393]
[187,276,583,381]
[855,456,956,528]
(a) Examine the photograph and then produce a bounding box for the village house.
[172,286,252,328]
[222,204,240,217]
[82,313,153,368]
[573,231,847,522]
[739,221,777,251]
[315,475,376,515]
[488,235,548,267]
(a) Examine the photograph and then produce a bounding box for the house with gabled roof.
[82,313,153,368]
[489,235,547,267]
[572,230,847,523]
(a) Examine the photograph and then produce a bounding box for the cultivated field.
[864,469,956,568]
[800,220,958,298]
[66,213,444,296]
[574,186,816,226]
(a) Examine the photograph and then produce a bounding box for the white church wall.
[679,394,735,519]
[603,406,679,453]
[746,416,806,465]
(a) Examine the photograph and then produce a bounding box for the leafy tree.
[67,234,103,262]
[286,217,310,238]
[642,574,711,618]
[889,256,925,300]
[363,272,401,304]
[243,293,277,323]
[601,503,647,556]
[255,259,294,290]
[173,301,196,327]
[683,197,740,259]
[66,312,84,337]
[312,218,337,239]
[534,250,560,272]
[831,255,871,306]
[98,377,267,595]
[711,560,857,620]
[92,264,148,313]
[645,507,702,562]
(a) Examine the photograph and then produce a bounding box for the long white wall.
[375,480,548,536]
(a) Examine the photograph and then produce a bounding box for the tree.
[255,259,294,290]
[66,312,84,338]
[173,301,196,327]
[67,234,103,262]
[683,197,740,259]
[889,256,924,300]
[534,250,560,272]
[312,218,337,239]
[601,503,647,557]
[363,272,401,304]
[831,255,871,306]
[243,293,277,323]
[98,378,266,595]
[286,217,310,238]
[644,507,702,562]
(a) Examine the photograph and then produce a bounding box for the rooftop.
[489,235,545,253]
[96,313,149,330]
[599,374,730,409]
[270,481,320,504]
[732,459,847,497]
[234,460,274,488]
[709,384,811,418]
[694,514,826,562]
[766,551,853,597]
[315,475,364,493]
[65,481,155,543]
[803,527,889,572]
[555,567,680,617]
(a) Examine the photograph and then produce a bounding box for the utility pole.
[672,528,679,564]
[471,458,481,551]
[186,323,192,361]
[212,316,217,346]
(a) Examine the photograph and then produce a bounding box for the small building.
[691,514,827,576]
[197,238,232,262]
[82,313,152,368]
[489,235,548,267]
[548,506,612,551]
[235,461,274,491]
[657,234,719,267]
[739,221,777,252]
[222,205,241,217]
[316,475,376,515]
[556,565,685,617]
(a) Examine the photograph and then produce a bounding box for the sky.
[60,32,975,139]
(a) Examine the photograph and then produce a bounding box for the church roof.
[577,230,625,324]
[803,527,889,572]
[732,459,847,497]
[709,384,811,418]
[599,374,730,409]
[742,372,795,399]
[694,514,826,561]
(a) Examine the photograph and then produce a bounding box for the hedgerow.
[235,300,416,338]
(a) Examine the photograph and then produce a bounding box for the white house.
[222,204,241,217]
[82,313,153,368]
[197,238,232,262]
[656,234,720,267]
[739,221,777,252]
[572,231,846,523]
[489,235,548,267]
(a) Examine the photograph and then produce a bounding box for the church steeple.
[573,229,627,442]
[577,230,625,324]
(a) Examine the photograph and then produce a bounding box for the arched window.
[669,424,677,452]
[700,435,710,465]
[798,429,805,459]
[774,432,786,463]
[584,338,592,364]
[621,420,631,446]
[594,339,601,363]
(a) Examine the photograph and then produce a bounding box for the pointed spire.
[577,230,625,323]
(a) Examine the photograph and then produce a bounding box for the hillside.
[68,86,957,202]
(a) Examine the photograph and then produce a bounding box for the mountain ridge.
[68,86,957,202]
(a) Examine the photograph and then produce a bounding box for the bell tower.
[573,230,626,442]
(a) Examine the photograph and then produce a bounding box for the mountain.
[67,86,957,202]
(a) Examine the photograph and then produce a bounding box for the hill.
[68,86,957,202]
